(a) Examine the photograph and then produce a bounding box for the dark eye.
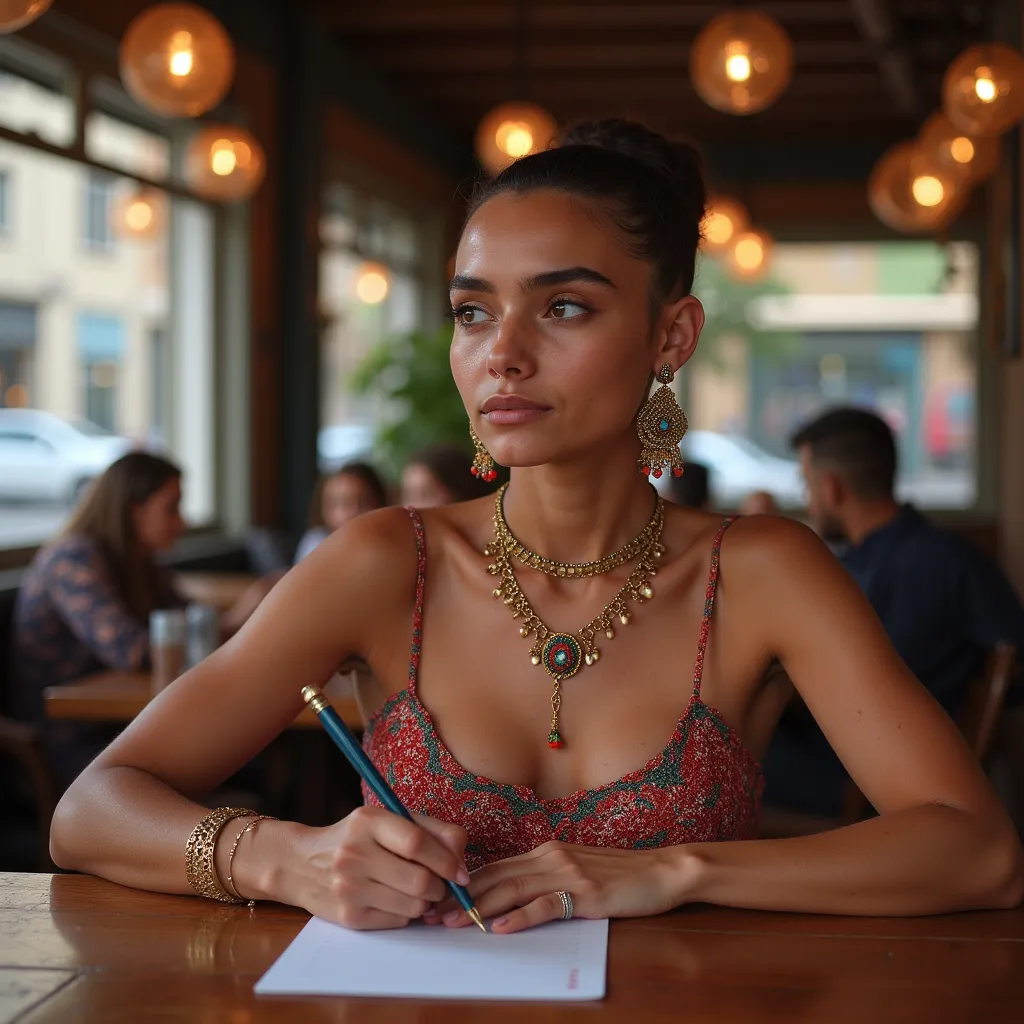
[550,300,588,320]
[453,306,489,326]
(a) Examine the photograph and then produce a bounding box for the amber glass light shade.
[918,111,999,185]
[184,125,265,202]
[942,43,1024,137]
[690,10,793,115]
[0,0,52,33]
[355,262,390,305]
[725,228,774,282]
[868,141,964,234]
[113,188,165,240]
[120,3,235,118]
[702,195,749,256]
[475,102,559,176]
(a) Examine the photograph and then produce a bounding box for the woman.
[294,462,388,562]
[13,452,266,788]
[50,121,1023,931]
[400,444,493,508]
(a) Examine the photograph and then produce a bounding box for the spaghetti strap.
[405,507,427,693]
[692,516,738,698]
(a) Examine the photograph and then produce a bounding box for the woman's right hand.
[268,807,470,930]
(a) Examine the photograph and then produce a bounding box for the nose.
[485,315,537,381]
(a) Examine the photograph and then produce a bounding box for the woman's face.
[323,473,381,531]
[449,189,701,470]
[133,477,185,553]
[401,463,454,509]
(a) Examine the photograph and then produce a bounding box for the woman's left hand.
[427,840,696,934]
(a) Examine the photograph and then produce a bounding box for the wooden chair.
[0,715,58,870]
[760,642,1019,838]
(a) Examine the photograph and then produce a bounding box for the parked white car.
[0,409,132,504]
[317,423,374,473]
[680,430,806,509]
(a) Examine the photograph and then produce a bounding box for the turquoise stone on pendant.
[540,633,583,680]
[658,418,670,432]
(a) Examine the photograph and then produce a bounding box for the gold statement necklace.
[486,483,665,748]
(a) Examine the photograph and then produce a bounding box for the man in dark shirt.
[763,406,1024,817]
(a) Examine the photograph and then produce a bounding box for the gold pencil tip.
[468,908,487,933]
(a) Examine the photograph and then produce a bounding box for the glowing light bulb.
[168,31,193,77]
[355,265,389,304]
[705,211,736,246]
[734,235,765,270]
[725,52,752,83]
[496,121,534,158]
[210,141,237,176]
[911,175,944,207]
[949,136,975,164]
[974,75,997,102]
[125,200,154,232]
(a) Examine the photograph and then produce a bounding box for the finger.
[358,879,433,922]
[366,850,448,904]
[367,810,470,885]
[413,814,470,868]
[491,892,566,935]
[443,873,551,928]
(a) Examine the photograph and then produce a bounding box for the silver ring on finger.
[555,890,574,920]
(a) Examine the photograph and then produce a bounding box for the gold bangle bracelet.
[225,815,276,906]
[184,807,257,904]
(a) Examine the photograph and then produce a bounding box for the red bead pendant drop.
[547,730,564,749]
[673,466,684,477]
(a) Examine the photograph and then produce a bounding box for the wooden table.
[173,572,259,611]
[2,873,1024,1022]
[43,672,363,731]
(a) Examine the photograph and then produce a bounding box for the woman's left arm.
[448,517,1023,932]
[682,516,1024,917]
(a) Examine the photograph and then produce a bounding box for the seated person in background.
[294,462,388,563]
[12,452,269,789]
[763,406,1024,817]
[667,460,710,510]
[400,444,495,508]
[741,490,778,515]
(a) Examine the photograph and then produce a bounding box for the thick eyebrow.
[449,266,616,295]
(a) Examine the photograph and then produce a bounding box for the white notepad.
[255,916,609,1002]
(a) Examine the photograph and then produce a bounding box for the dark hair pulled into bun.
[469,118,707,305]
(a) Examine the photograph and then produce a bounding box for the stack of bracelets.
[184,806,277,907]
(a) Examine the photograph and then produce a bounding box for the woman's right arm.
[49,509,470,929]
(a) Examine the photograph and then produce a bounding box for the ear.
[820,470,844,507]
[653,295,704,375]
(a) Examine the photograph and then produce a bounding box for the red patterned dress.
[362,510,763,871]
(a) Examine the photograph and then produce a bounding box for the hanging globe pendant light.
[475,102,558,176]
[702,195,750,256]
[725,227,774,282]
[917,111,999,186]
[120,3,236,118]
[690,10,794,115]
[184,125,266,202]
[0,0,52,34]
[942,42,1024,137]
[868,141,964,234]
[113,188,165,240]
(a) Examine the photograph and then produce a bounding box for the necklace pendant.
[540,632,584,680]
[547,729,564,749]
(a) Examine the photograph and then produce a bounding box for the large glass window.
[685,241,979,511]
[0,52,217,549]
[318,182,428,470]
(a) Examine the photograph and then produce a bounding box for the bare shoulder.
[721,512,835,570]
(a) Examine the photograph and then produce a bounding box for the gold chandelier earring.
[469,423,498,482]
[637,364,687,480]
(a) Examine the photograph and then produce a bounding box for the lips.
[480,394,550,414]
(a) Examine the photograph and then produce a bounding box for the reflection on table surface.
[3,873,1024,1023]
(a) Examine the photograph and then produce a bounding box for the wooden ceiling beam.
[362,40,876,73]
[321,2,858,33]
[848,0,921,116]
[405,71,892,104]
